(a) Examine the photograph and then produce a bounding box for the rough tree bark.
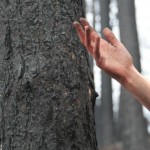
[118,0,150,150]
[0,4,6,144]
[0,0,98,149]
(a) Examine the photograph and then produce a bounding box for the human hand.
[73,18,134,83]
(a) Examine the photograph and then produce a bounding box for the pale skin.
[73,18,150,111]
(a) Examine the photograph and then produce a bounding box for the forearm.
[121,65,150,110]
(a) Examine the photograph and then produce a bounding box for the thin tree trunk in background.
[92,0,96,29]
[0,0,98,149]
[118,0,150,150]
[95,0,116,149]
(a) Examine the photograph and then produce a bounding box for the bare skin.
[73,18,150,110]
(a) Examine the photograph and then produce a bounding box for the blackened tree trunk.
[117,0,150,150]
[0,0,98,149]
[96,0,116,148]
[0,6,6,144]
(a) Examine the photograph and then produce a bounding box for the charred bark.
[0,0,97,149]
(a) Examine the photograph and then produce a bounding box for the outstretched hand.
[73,18,133,83]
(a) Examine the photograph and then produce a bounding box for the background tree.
[117,0,150,150]
[95,0,116,149]
[0,0,98,149]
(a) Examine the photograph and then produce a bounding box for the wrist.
[119,65,150,110]
[121,65,143,95]
[119,65,139,87]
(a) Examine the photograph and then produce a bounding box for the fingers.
[85,26,93,54]
[103,28,120,46]
[80,18,94,32]
[73,21,85,46]
[93,36,100,61]
[80,18,96,42]
[73,18,98,55]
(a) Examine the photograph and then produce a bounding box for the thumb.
[103,28,119,46]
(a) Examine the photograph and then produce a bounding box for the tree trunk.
[117,0,150,150]
[96,0,116,148]
[0,6,6,144]
[0,0,98,149]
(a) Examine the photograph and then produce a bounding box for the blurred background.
[85,0,150,149]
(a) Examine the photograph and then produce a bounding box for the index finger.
[73,21,85,46]
[81,19,98,43]
[80,18,94,32]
